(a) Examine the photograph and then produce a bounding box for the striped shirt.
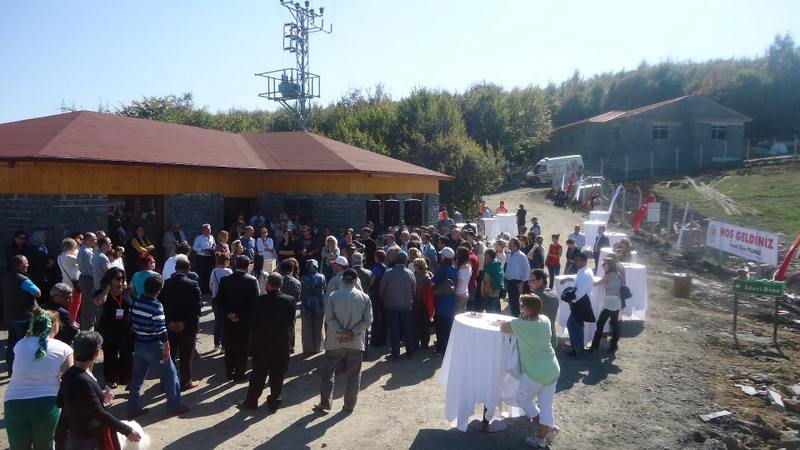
[131,295,168,343]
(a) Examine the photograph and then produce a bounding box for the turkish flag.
[774,234,800,281]
[631,195,656,232]
[566,172,577,196]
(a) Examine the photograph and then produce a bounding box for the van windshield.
[534,164,544,174]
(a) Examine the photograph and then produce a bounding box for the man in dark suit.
[44,283,79,346]
[593,225,611,270]
[238,272,296,412]
[217,255,259,381]
[159,259,203,390]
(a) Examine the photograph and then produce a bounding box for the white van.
[526,155,584,185]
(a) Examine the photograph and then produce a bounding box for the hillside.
[651,163,800,236]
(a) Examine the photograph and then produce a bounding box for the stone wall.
[0,194,108,271]
[165,193,224,241]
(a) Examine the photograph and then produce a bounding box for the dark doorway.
[107,196,165,259]
[224,197,259,230]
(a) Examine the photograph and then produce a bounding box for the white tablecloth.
[589,210,610,222]
[495,213,518,238]
[583,220,608,251]
[554,275,605,347]
[482,218,500,240]
[620,263,648,320]
[439,313,523,431]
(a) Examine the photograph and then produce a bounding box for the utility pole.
[256,0,332,130]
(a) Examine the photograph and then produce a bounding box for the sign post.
[731,279,786,348]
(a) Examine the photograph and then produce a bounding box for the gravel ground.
[0,187,796,449]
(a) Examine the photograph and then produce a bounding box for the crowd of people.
[2,202,636,448]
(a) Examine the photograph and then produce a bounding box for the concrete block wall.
[0,194,107,271]
[166,193,224,241]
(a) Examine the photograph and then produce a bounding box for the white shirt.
[574,266,595,301]
[256,237,275,260]
[193,234,216,256]
[162,255,179,280]
[57,252,80,290]
[569,232,586,249]
[456,264,472,296]
[4,337,73,401]
[210,267,234,297]
[505,249,529,281]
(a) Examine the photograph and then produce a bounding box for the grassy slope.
[652,164,800,237]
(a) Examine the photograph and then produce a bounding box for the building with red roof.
[0,111,449,264]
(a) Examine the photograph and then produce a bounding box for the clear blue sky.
[1,0,799,123]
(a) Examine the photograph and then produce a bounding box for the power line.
[256,0,332,130]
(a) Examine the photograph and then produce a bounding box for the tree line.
[117,34,800,212]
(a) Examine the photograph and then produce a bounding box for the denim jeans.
[386,309,414,357]
[127,340,182,415]
[566,312,584,351]
[6,321,29,376]
[211,297,223,347]
[483,296,500,313]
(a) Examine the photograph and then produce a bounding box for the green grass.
[652,164,800,237]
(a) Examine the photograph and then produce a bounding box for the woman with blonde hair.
[57,238,82,321]
[407,248,422,270]
[320,235,340,281]
[216,230,231,256]
[590,257,624,353]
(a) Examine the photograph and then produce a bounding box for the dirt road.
[1,188,796,449]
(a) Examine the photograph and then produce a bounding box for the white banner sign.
[706,220,779,266]
[646,202,661,223]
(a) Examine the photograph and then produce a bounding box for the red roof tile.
[0,111,450,180]
[554,96,690,131]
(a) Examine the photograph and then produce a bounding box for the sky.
[1,0,799,123]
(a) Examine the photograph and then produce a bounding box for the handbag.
[57,257,81,294]
[432,278,454,297]
[618,272,631,309]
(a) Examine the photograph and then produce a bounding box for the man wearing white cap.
[325,256,363,298]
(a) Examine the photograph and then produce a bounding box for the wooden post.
[667,202,673,238]
[674,148,680,172]
[773,297,780,347]
[625,155,629,180]
[698,144,703,169]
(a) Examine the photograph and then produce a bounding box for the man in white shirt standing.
[192,224,216,295]
[568,224,586,250]
[504,238,529,318]
[560,252,594,357]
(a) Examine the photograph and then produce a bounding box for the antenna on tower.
[256,0,332,130]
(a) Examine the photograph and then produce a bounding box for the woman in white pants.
[500,294,560,448]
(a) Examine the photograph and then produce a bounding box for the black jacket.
[593,234,611,257]
[2,271,37,323]
[159,272,203,330]
[217,271,259,318]
[43,302,78,345]
[55,366,133,450]
[251,290,296,347]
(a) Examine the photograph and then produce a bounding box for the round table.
[589,210,610,222]
[495,213,518,238]
[439,313,524,432]
[620,263,648,320]
[482,218,500,240]
[583,220,608,250]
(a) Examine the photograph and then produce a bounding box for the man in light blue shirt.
[504,238,530,318]
[568,225,586,250]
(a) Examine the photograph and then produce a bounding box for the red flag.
[565,172,577,196]
[774,234,800,281]
[631,195,655,232]
[581,186,597,209]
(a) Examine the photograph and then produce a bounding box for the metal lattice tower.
[257,0,332,130]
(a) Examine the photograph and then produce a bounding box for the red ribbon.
[774,234,800,281]
[631,195,655,232]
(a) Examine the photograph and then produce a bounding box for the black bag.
[560,287,577,303]
[619,285,632,309]
[571,294,596,323]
